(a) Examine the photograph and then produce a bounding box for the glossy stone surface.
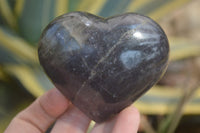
[38,11,169,122]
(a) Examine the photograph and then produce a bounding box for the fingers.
[51,105,91,133]
[4,88,70,133]
[91,105,140,133]
[112,106,140,133]
[90,116,117,133]
[4,87,140,133]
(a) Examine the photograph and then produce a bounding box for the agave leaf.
[73,0,191,30]
[0,66,10,82]
[126,0,151,13]
[14,0,25,18]
[16,0,57,44]
[68,0,81,12]
[129,0,191,21]
[12,0,69,44]
[169,37,200,61]
[135,85,200,115]
[0,0,17,29]
[77,0,111,16]
[13,0,191,44]
[148,0,191,21]
[54,0,69,17]
[0,27,38,63]
[3,64,54,97]
[0,45,20,64]
[157,84,199,133]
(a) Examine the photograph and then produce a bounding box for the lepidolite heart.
[38,11,169,122]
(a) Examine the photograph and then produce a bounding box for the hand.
[4,88,140,133]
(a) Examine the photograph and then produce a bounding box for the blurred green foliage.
[0,0,200,132]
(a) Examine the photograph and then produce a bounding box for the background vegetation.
[0,0,199,132]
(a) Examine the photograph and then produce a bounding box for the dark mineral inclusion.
[38,11,169,122]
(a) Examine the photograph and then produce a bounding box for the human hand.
[4,88,140,133]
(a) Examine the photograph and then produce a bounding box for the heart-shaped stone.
[38,11,169,122]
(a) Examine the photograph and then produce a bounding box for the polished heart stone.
[38,11,169,122]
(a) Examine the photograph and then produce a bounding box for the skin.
[4,88,140,133]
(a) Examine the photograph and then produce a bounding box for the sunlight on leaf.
[54,0,68,17]
[0,0,17,29]
[0,28,38,63]
[149,0,191,20]
[169,38,200,61]
[14,0,25,18]
[126,0,151,12]
[5,65,45,97]
[77,0,107,15]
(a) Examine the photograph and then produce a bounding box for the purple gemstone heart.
[38,11,169,122]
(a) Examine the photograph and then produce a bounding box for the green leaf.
[0,26,38,63]
[135,85,200,115]
[17,0,57,44]
[54,0,69,17]
[13,0,25,18]
[169,37,200,61]
[3,64,53,97]
[0,45,20,64]
[0,0,17,29]
[13,0,191,44]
